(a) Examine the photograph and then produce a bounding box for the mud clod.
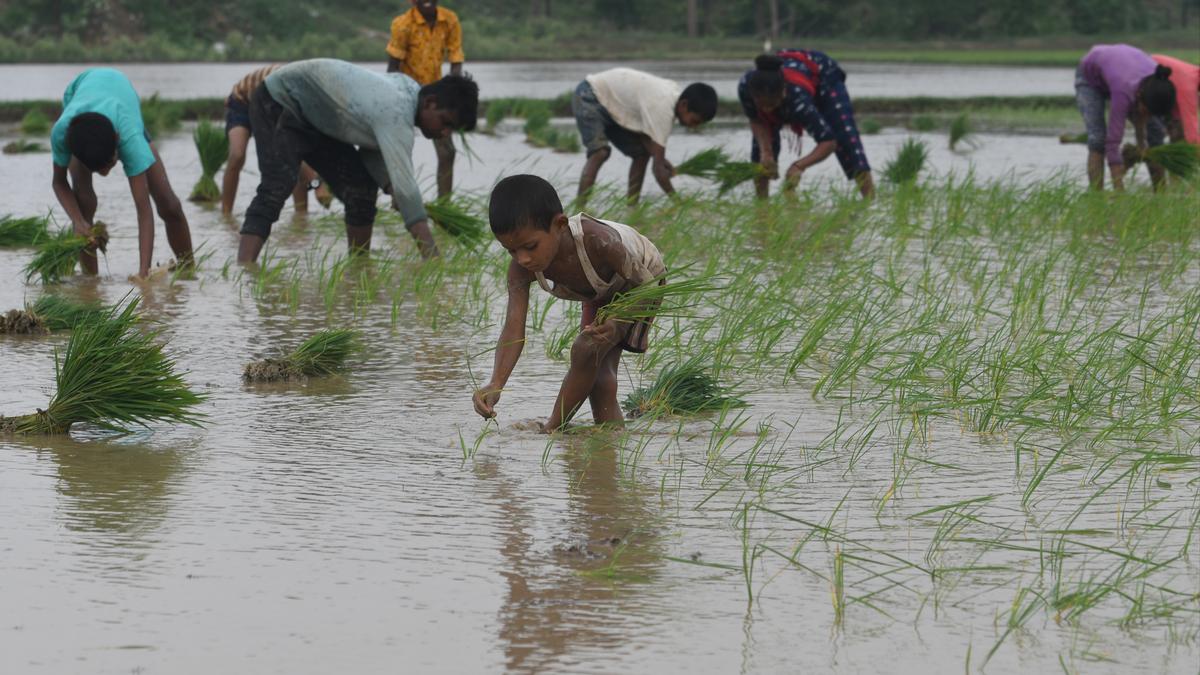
[243,358,305,383]
[0,309,48,335]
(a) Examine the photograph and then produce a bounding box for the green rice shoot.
[716,161,768,194]
[23,223,108,284]
[3,140,46,154]
[189,119,229,202]
[425,198,489,246]
[594,273,720,326]
[243,328,358,382]
[948,113,976,150]
[3,298,205,434]
[0,214,49,247]
[32,295,108,330]
[884,138,930,184]
[674,148,730,179]
[860,119,883,135]
[622,359,746,418]
[20,108,51,135]
[1144,142,1200,178]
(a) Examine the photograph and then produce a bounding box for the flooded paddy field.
[1,119,1197,674]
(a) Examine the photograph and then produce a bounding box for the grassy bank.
[1,95,1082,136]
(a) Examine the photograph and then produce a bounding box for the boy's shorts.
[572,80,649,160]
[225,95,252,134]
[581,279,665,354]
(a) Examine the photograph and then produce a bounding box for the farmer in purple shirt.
[1076,44,1176,191]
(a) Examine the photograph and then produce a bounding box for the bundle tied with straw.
[24,223,109,284]
[189,119,229,203]
[0,214,50,247]
[623,359,746,418]
[243,328,358,383]
[424,198,489,246]
[0,298,205,435]
[673,148,730,180]
[0,295,107,335]
[884,138,930,185]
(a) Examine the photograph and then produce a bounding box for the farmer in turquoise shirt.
[50,68,194,279]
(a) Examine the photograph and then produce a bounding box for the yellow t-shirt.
[385,7,465,86]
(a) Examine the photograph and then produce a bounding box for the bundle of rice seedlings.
[948,113,976,151]
[20,108,51,135]
[0,299,205,435]
[1145,142,1200,178]
[594,274,720,327]
[0,214,49,247]
[860,119,883,135]
[716,161,769,194]
[3,140,46,154]
[243,328,357,383]
[140,95,182,137]
[0,295,107,335]
[189,120,229,203]
[883,138,929,185]
[910,115,938,132]
[1059,132,1088,144]
[425,198,489,246]
[622,359,746,418]
[673,148,729,179]
[24,223,108,284]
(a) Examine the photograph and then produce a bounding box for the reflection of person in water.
[476,434,664,672]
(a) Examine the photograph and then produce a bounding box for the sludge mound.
[0,309,48,335]
[243,358,305,383]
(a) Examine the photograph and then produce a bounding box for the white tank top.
[535,213,666,302]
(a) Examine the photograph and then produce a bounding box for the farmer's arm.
[749,120,778,176]
[473,261,532,419]
[371,136,438,258]
[51,163,91,231]
[1106,97,1132,190]
[129,172,155,278]
[645,137,675,195]
[785,96,837,184]
[447,13,464,76]
[385,16,408,73]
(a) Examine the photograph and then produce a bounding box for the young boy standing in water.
[386,0,465,198]
[50,67,195,279]
[572,68,718,205]
[472,175,666,433]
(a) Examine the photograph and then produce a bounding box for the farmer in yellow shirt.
[387,0,465,198]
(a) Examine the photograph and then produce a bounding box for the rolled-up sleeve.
[447,14,465,63]
[372,133,427,226]
[386,16,408,61]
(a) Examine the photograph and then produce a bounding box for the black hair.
[419,73,479,131]
[679,82,719,121]
[746,54,785,100]
[488,174,563,235]
[1140,64,1176,117]
[66,112,118,172]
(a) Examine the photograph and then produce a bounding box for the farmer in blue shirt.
[237,58,478,263]
[738,51,875,199]
[50,68,195,279]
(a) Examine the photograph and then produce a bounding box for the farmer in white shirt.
[572,68,717,205]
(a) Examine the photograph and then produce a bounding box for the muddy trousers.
[240,83,379,239]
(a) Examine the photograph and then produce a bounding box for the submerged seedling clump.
[0,214,50,247]
[623,360,745,418]
[243,328,358,383]
[189,119,229,203]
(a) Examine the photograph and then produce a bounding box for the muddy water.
[0,60,1076,102]
[1,125,1195,675]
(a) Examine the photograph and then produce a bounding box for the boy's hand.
[473,384,502,419]
[582,319,621,347]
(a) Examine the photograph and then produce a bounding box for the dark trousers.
[241,83,379,239]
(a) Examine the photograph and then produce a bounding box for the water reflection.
[482,432,663,672]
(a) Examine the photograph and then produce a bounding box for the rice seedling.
[140,94,182,137]
[3,140,46,154]
[20,108,51,135]
[860,119,883,135]
[0,299,205,434]
[1059,132,1088,144]
[622,359,745,418]
[910,114,938,132]
[0,214,49,247]
[243,328,358,382]
[715,161,768,194]
[948,113,976,151]
[673,148,729,179]
[593,274,720,326]
[883,138,929,184]
[1144,142,1200,179]
[23,223,108,284]
[189,119,229,203]
[0,295,107,335]
[424,197,489,246]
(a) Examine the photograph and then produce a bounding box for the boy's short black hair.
[1141,65,1177,117]
[66,112,118,172]
[679,83,719,121]
[489,174,563,235]
[420,73,479,131]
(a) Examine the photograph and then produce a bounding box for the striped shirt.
[230,65,281,104]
